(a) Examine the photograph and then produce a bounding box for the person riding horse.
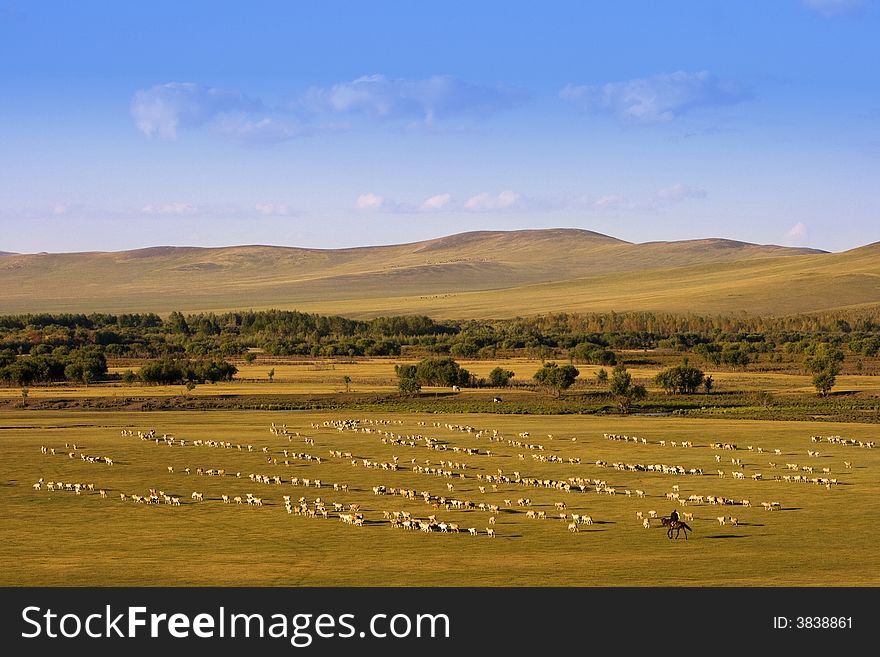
[661,510,692,539]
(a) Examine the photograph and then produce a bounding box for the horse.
[661,517,693,540]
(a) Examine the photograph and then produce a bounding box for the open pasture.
[6,357,880,400]
[2,410,878,586]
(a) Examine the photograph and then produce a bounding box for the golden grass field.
[1,229,877,316]
[5,358,880,400]
[2,408,878,586]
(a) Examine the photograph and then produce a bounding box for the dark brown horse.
[661,517,693,540]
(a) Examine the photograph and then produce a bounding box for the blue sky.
[1,0,878,253]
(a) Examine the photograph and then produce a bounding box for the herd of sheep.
[31,418,871,541]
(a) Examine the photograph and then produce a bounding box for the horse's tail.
[681,522,693,532]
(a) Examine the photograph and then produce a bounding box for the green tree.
[488,367,514,387]
[244,352,257,363]
[20,387,28,407]
[654,361,705,394]
[703,375,714,394]
[812,369,836,396]
[609,363,646,413]
[694,342,722,366]
[397,377,421,396]
[596,368,608,385]
[805,342,844,396]
[62,350,108,384]
[413,357,472,387]
[720,345,750,369]
[533,362,579,397]
[167,311,190,335]
[268,368,275,383]
[342,375,352,393]
[569,342,616,365]
[395,364,421,396]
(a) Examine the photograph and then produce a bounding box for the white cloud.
[130,82,261,139]
[655,183,708,203]
[254,203,293,216]
[591,194,639,211]
[419,193,451,211]
[355,193,384,211]
[784,222,808,244]
[594,195,624,208]
[803,0,867,17]
[464,190,522,211]
[132,74,522,145]
[51,204,69,215]
[573,185,705,213]
[302,74,524,124]
[141,203,198,216]
[560,71,746,123]
[213,115,309,146]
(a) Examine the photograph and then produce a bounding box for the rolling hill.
[0,228,877,318]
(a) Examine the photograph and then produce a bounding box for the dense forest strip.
[1,308,878,386]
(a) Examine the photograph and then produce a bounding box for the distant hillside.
[0,228,874,318]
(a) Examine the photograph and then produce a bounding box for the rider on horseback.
[669,508,679,524]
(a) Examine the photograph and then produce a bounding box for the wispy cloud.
[784,221,808,244]
[355,193,385,211]
[350,185,700,216]
[353,190,536,214]
[591,194,639,211]
[560,71,747,123]
[213,114,310,147]
[302,74,525,125]
[141,202,199,216]
[138,202,299,220]
[573,183,707,214]
[131,74,523,145]
[254,203,296,216]
[419,193,451,211]
[131,83,262,139]
[655,183,707,203]
[802,0,867,17]
[2,201,302,225]
[464,190,522,211]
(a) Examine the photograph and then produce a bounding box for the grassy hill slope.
[1,228,874,318]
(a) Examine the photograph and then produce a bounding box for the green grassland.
[2,228,879,587]
[2,409,877,586]
[2,229,877,317]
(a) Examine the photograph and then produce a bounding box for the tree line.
[0,346,236,387]
[0,308,876,379]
